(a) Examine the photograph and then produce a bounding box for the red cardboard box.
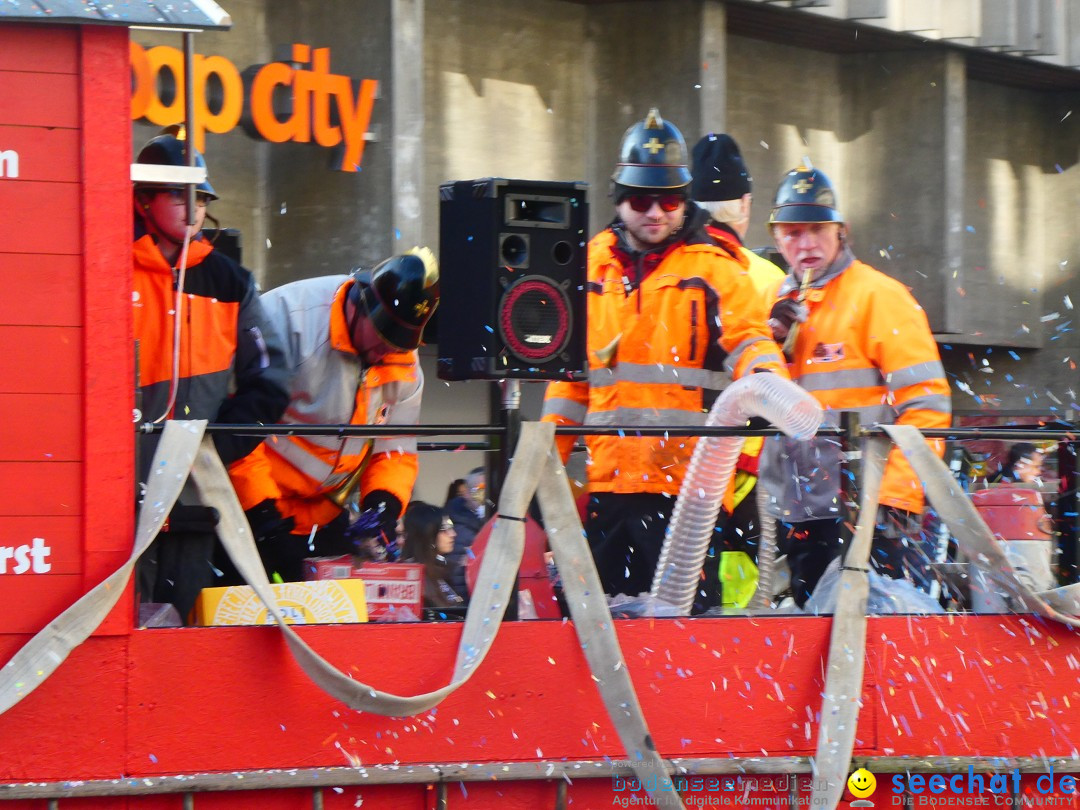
[304,555,424,621]
[304,554,357,581]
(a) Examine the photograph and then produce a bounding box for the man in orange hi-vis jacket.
[541,109,788,599]
[228,249,440,582]
[758,163,952,607]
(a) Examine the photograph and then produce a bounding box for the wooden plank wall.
[0,23,133,634]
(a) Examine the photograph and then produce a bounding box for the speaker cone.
[497,276,572,363]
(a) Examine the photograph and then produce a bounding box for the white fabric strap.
[812,425,1080,808]
[0,420,682,809]
[535,446,686,810]
[810,436,889,810]
[883,424,1080,628]
[190,423,546,716]
[0,420,206,715]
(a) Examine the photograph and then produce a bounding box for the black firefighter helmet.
[351,247,440,351]
[611,108,692,192]
[134,124,218,200]
[768,163,843,225]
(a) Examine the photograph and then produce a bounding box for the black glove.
[767,297,808,342]
[359,490,403,537]
[164,504,220,534]
[345,490,403,559]
[244,499,296,543]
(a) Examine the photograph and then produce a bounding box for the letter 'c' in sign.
[129,42,378,173]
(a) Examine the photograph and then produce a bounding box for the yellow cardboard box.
[194,579,368,626]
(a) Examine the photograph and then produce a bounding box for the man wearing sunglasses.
[542,109,788,600]
[227,248,440,582]
[133,127,291,622]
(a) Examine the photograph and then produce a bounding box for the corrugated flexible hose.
[650,373,824,614]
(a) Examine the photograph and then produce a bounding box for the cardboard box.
[356,563,424,620]
[305,556,424,621]
[195,579,368,626]
[305,554,357,581]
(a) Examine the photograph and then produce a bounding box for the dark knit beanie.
[690,133,752,201]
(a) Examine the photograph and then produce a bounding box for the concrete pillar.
[943,50,967,335]
[698,0,727,136]
[840,49,956,331]
[392,0,425,249]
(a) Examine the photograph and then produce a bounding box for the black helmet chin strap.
[345,283,365,350]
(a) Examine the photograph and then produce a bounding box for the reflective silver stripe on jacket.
[587,362,729,391]
[541,396,588,424]
[723,335,777,374]
[887,361,946,389]
[741,348,784,373]
[258,274,422,491]
[273,437,350,489]
[796,367,884,392]
[895,393,951,416]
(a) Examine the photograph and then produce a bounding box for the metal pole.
[492,380,521,621]
[182,32,196,227]
[840,412,862,547]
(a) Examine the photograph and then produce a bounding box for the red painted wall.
[0,23,133,635]
[2,615,1079,805]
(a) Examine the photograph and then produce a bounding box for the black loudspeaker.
[203,228,243,264]
[437,178,588,381]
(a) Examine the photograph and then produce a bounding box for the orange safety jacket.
[228,276,421,535]
[542,206,788,498]
[758,255,952,518]
[133,232,289,473]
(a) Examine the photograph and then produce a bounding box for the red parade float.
[1,6,1079,810]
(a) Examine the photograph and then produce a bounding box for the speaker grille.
[498,276,571,363]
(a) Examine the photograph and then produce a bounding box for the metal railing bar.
[139,423,508,437]
[138,422,845,439]
[138,422,1079,442]
[3,756,1079,800]
[870,427,1079,441]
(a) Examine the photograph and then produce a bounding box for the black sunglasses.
[625,194,685,213]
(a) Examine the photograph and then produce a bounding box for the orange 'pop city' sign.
[129,42,378,172]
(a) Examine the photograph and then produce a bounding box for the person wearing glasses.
[400,502,467,612]
[541,109,788,599]
[226,248,440,583]
[758,164,951,607]
[132,126,290,623]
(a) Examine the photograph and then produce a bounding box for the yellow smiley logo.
[847,768,877,799]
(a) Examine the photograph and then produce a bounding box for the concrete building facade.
[131,0,1080,503]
